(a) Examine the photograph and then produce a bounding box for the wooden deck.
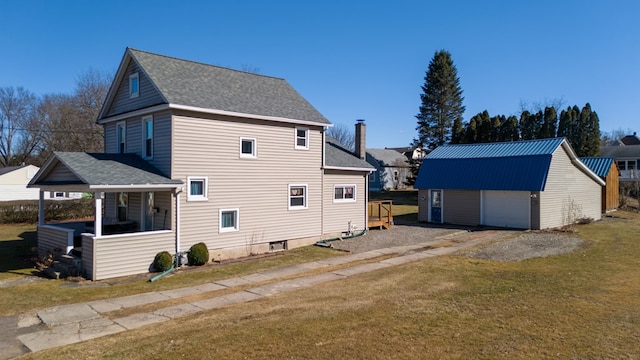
[368,200,393,229]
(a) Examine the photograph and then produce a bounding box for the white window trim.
[333,184,357,203]
[219,208,240,233]
[239,137,257,158]
[142,115,153,159]
[294,127,309,150]
[116,121,126,154]
[187,176,208,201]
[288,184,308,210]
[129,72,139,98]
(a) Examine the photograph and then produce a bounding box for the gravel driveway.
[328,223,583,262]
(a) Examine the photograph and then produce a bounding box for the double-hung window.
[240,137,256,158]
[334,185,356,202]
[219,208,239,232]
[295,128,309,150]
[143,116,153,159]
[129,73,139,98]
[288,184,307,209]
[187,176,208,201]
[117,122,126,153]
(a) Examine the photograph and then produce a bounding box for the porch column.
[95,192,104,237]
[38,190,45,226]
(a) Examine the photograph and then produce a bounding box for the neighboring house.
[610,132,640,146]
[28,48,374,281]
[385,146,427,161]
[600,141,640,182]
[366,149,411,191]
[580,157,619,213]
[0,165,81,201]
[415,138,604,229]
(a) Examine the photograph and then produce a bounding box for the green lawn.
[20,211,640,359]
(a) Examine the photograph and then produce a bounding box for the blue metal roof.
[426,137,564,159]
[579,157,614,177]
[415,155,552,191]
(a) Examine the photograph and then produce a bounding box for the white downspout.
[175,188,182,265]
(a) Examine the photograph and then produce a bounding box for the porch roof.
[28,152,183,192]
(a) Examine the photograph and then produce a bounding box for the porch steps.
[43,254,82,280]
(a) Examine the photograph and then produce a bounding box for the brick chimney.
[355,119,366,160]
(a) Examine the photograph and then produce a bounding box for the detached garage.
[415,138,604,229]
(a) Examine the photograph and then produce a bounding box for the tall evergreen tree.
[539,106,557,138]
[499,115,520,142]
[450,117,464,144]
[414,50,465,149]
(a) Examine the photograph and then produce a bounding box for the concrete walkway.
[1,229,511,359]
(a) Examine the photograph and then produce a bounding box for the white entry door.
[482,190,530,229]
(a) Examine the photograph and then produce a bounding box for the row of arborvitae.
[152,242,210,272]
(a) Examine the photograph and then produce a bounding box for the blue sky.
[1,0,638,148]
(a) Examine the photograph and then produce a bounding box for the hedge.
[0,198,94,224]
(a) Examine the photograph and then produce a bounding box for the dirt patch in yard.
[464,231,583,262]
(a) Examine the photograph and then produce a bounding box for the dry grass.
[22,211,640,359]
[0,245,343,316]
[0,223,38,280]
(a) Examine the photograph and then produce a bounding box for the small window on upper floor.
[240,137,256,158]
[129,73,139,98]
[295,128,309,150]
[143,116,153,159]
[117,122,126,154]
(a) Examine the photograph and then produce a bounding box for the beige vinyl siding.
[539,146,602,229]
[104,193,117,220]
[46,163,81,182]
[172,113,323,252]
[37,225,73,256]
[104,123,117,153]
[128,192,142,229]
[149,112,172,175]
[127,119,142,155]
[322,170,367,235]
[154,191,173,230]
[106,61,165,117]
[443,190,481,226]
[81,234,95,280]
[88,231,175,280]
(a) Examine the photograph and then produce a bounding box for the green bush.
[153,251,174,272]
[187,242,209,266]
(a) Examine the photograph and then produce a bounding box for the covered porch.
[28,152,184,280]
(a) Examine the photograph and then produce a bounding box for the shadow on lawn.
[0,231,39,275]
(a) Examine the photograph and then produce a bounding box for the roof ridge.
[440,137,564,147]
[127,47,285,81]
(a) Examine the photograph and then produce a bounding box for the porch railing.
[368,200,393,229]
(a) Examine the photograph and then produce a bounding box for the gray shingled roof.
[367,148,410,167]
[0,165,25,176]
[325,137,374,170]
[126,48,330,124]
[32,152,182,187]
[600,145,640,158]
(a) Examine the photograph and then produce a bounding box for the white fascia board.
[169,104,332,128]
[27,184,91,192]
[323,166,376,172]
[89,184,183,192]
[97,104,171,125]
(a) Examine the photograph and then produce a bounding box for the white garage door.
[482,190,530,229]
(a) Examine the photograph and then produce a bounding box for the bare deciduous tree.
[326,123,354,151]
[0,86,40,166]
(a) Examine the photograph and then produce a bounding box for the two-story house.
[29,48,373,280]
[601,133,640,182]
